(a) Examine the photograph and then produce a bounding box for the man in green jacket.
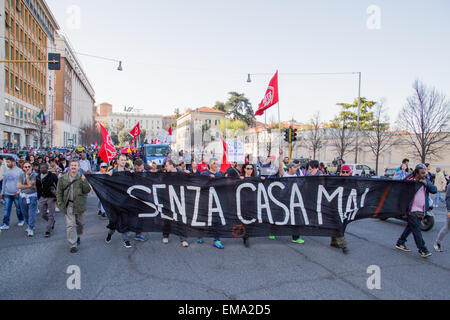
[56,160,91,253]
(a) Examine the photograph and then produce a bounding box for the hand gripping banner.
[86,173,418,238]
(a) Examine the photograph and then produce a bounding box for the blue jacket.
[400,174,437,213]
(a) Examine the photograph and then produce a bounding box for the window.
[5,12,10,28]
[5,99,10,117]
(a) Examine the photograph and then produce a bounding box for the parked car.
[384,168,397,179]
[346,164,376,177]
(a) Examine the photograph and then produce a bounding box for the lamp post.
[354,72,362,164]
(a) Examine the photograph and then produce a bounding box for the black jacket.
[36,172,59,199]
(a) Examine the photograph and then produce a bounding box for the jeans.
[39,198,56,233]
[2,194,24,226]
[20,195,38,231]
[434,192,445,206]
[436,216,449,245]
[397,211,427,252]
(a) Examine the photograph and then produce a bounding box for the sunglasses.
[342,171,350,174]
[245,167,254,170]
[23,166,31,169]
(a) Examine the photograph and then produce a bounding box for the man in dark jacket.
[396,164,437,258]
[37,163,59,237]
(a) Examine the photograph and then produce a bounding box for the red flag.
[129,122,141,139]
[168,126,172,136]
[255,71,279,116]
[220,135,231,173]
[130,138,134,152]
[98,122,118,163]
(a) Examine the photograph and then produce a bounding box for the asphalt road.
[0,193,449,300]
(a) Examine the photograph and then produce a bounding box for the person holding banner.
[200,158,225,249]
[131,159,149,242]
[278,149,305,244]
[162,160,189,247]
[239,163,263,248]
[105,154,133,248]
[330,165,351,254]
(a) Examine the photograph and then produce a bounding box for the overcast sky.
[46,0,450,125]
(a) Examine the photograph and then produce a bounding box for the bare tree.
[397,80,450,163]
[365,101,393,175]
[305,112,323,160]
[80,122,102,146]
[328,115,355,161]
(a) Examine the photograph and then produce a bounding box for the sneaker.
[434,243,443,252]
[181,241,189,248]
[420,250,432,258]
[292,238,305,244]
[17,221,25,227]
[97,210,102,216]
[396,244,411,252]
[70,247,78,253]
[162,238,169,244]
[214,240,224,249]
[134,234,147,242]
[269,235,276,240]
[45,232,51,238]
[124,240,132,248]
[101,213,107,219]
[106,234,112,244]
[197,237,204,244]
[0,224,10,230]
[27,229,34,237]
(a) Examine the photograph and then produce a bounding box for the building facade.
[175,107,226,155]
[95,105,164,141]
[0,0,59,149]
[53,33,95,147]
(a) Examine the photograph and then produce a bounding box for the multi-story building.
[95,102,112,118]
[0,0,59,149]
[94,104,164,140]
[175,107,226,155]
[53,33,95,147]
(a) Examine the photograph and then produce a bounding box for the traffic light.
[48,53,61,70]
[292,128,298,142]
[284,129,290,142]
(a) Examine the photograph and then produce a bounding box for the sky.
[45,0,450,126]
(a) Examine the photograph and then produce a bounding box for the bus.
[140,144,171,167]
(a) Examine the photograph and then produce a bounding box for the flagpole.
[264,113,267,157]
[278,102,281,150]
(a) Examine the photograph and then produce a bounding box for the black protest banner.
[86,173,418,238]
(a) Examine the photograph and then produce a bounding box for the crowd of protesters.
[0,147,448,258]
